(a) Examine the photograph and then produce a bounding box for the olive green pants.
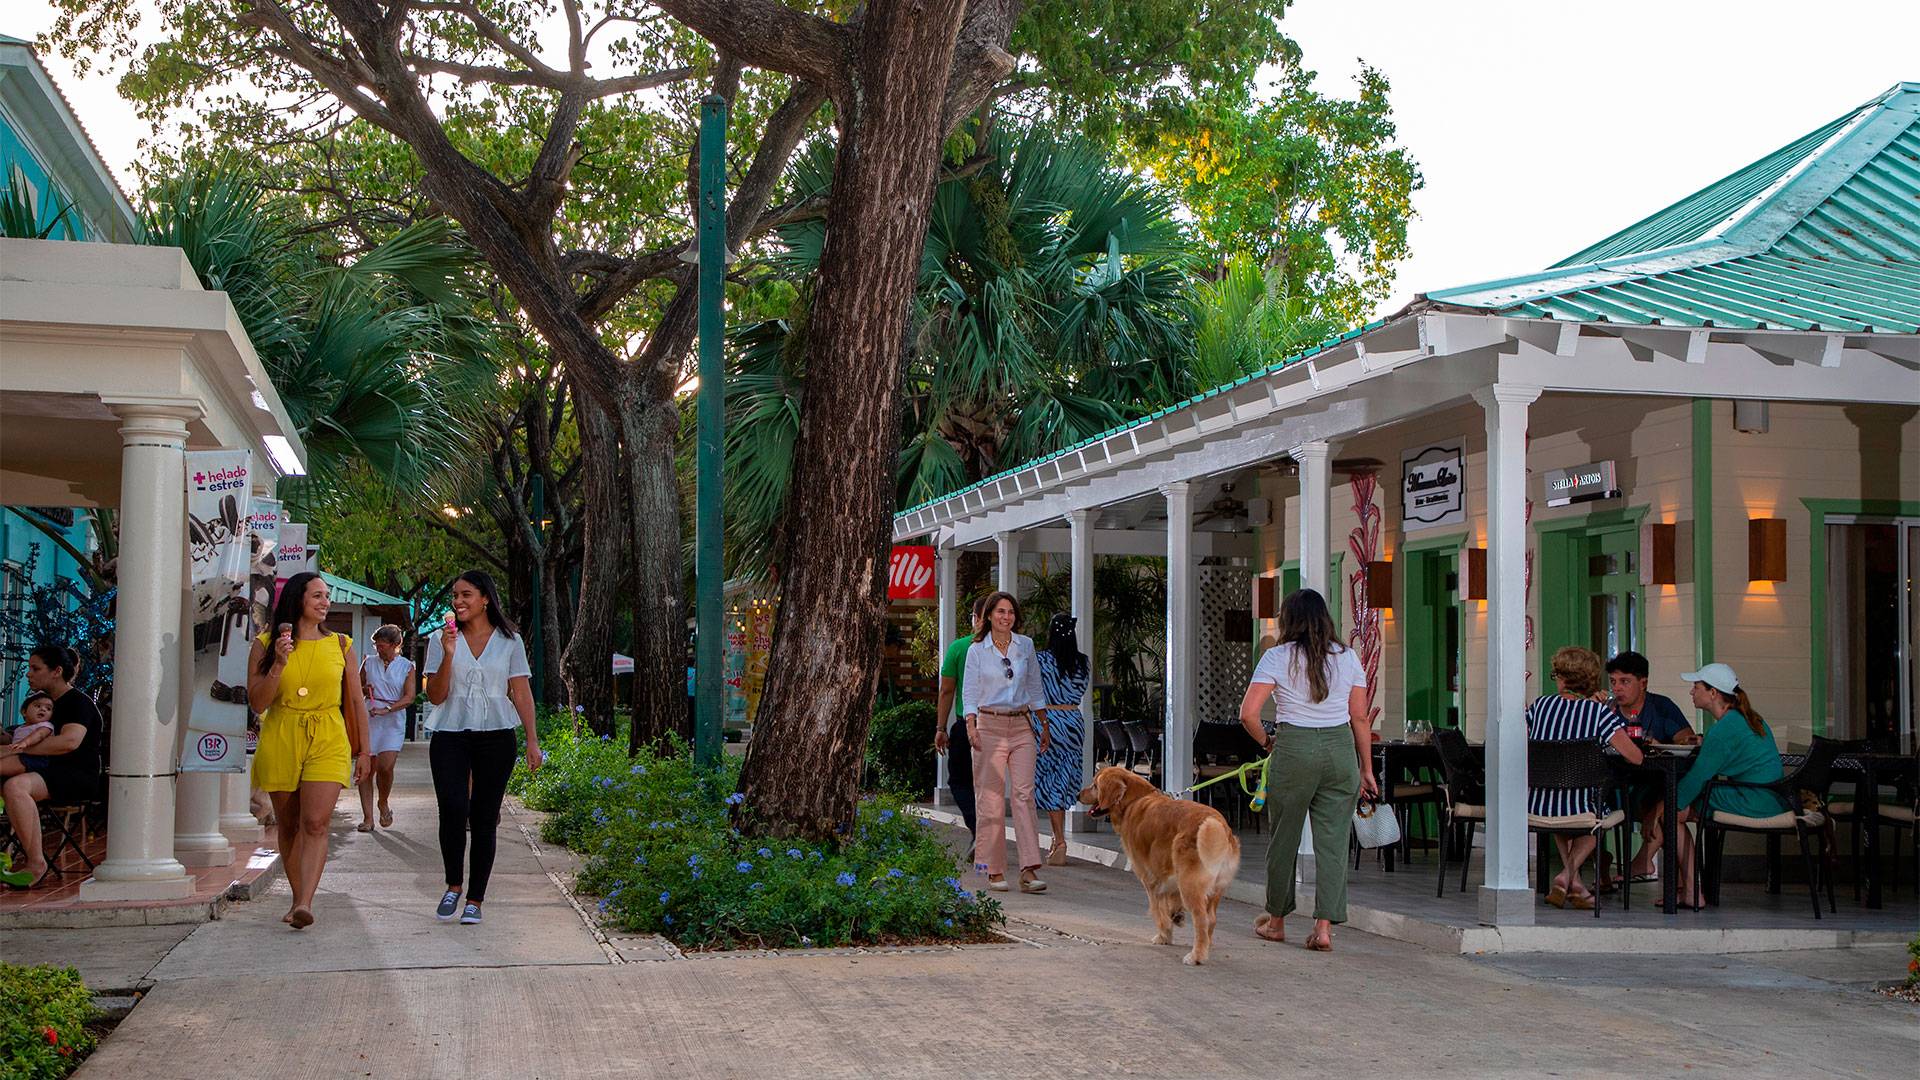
[1264,723,1362,924]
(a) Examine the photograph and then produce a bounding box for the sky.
[13,0,1920,319]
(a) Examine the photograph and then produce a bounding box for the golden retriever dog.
[1079,766,1240,965]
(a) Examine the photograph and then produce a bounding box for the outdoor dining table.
[1779,750,1916,911]
[1608,749,1693,914]
[1368,740,1444,872]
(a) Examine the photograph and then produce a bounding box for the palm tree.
[1185,254,1344,392]
[726,128,1195,576]
[138,168,500,504]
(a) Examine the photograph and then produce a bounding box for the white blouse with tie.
[960,632,1047,733]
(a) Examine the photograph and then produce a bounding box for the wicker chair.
[1527,739,1630,918]
[1824,742,1917,900]
[1432,728,1485,897]
[1695,737,1842,919]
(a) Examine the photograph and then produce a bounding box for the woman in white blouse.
[424,571,542,925]
[356,624,415,832]
[960,591,1051,893]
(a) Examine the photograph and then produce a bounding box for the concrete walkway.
[3,745,1909,1079]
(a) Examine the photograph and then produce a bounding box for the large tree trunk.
[622,366,692,752]
[563,371,623,736]
[735,0,974,838]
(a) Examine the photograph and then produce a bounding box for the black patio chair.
[1433,728,1485,897]
[1095,719,1132,772]
[1695,737,1842,919]
[1527,739,1630,918]
[1824,741,1917,900]
[1122,721,1158,781]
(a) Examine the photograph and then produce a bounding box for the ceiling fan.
[1193,483,1248,526]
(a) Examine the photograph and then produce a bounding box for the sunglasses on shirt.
[1002,656,1014,681]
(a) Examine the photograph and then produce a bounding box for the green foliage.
[1907,933,1919,986]
[136,167,502,502]
[1133,56,1422,324]
[1,963,101,1079]
[0,164,78,240]
[727,127,1195,575]
[1019,556,1167,725]
[867,702,938,798]
[513,728,1002,949]
[0,852,32,889]
[299,468,487,625]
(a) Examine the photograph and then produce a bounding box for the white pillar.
[82,397,201,901]
[219,770,258,843]
[1473,384,1542,926]
[173,579,233,867]
[1291,441,1336,598]
[933,542,957,805]
[1162,483,1198,797]
[995,531,1020,595]
[1069,508,1097,795]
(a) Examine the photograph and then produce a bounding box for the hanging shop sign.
[1401,441,1466,531]
[888,545,937,599]
[1544,460,1621,508]
[181,450,254,772]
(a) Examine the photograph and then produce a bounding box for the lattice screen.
[1196,565,1253,724]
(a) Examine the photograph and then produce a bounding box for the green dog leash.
[1187,756,1270,811]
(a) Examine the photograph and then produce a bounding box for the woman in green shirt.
[1671,663,1783,908]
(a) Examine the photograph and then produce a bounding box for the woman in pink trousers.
[961,590,1052,894]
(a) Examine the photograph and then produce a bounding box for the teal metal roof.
[897,82,1920,531]
[321,571,407,608]
[1429,81,1920,333]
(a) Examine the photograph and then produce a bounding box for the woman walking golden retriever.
[1237,588,1378,951]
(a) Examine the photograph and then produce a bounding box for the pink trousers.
[972,711,1041,876]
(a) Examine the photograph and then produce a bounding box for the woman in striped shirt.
[1527,646,1643,909]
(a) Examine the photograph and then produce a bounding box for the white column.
[219,770,258,843]
[995,531,1020,595]
[933,543,958,805]
[1291,441,1336,598]
[1162,483,1198,797]
[1473,384,1543,927]
[173,580,233,866]
[82,397,201,901]
[1068,508,1097,796]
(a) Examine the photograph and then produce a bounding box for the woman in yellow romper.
[247,571,370,928]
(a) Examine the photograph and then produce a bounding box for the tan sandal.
[1019,871,1047,893]
[1046,839,1068,867]
[1306,932,1333,952]
[1253,913,1286,942]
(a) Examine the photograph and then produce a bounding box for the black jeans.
[429,728,518,902]
[947,718,977,836]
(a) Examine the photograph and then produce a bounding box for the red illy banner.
[888,546,936,599]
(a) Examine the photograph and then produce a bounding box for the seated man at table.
[1608,651,1697,885]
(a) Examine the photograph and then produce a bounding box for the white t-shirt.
[1249,641,1366,728]
[424,628,532,732]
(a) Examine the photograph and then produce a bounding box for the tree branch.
[648,0,851,97]
[417,511,510,571]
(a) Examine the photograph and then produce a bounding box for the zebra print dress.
[1524,694,1624,816]
[1033,650,1090,812]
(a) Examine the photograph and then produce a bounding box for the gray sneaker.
[459,902,482,925]
[436,890,461,921]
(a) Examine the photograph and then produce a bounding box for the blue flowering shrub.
[511,727,1003,949]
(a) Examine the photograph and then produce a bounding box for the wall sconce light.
[1252,576,1278,619]
[1748,517,1787,582]
[1462,547,1487,601]
[1640,523,1677,586]
[1733,400,1770,434]
[1365,560,1394,609]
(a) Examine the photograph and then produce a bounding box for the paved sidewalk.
[14,746,1912,1079]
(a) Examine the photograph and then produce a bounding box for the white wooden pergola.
[895,311,1917,924]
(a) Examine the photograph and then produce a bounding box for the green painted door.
[1584,525,1642,659]
[1403,547,1463,729]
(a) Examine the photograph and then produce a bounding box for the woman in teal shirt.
[1671,663,1783,907]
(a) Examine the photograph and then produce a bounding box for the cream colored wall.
[1260,395,1701,741]
[1707,400,1920,749]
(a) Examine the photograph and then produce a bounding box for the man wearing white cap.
[1669,662,1785,908]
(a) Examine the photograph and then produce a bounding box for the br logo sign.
[197,733,229,762]
[888,546,936,599]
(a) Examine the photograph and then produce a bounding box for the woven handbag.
[1352,799,1402,849]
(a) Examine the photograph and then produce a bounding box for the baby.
[5,692,55,753]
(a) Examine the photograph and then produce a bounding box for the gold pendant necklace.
[289,635,320,699]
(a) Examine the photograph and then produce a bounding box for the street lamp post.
[694,94,728,767]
